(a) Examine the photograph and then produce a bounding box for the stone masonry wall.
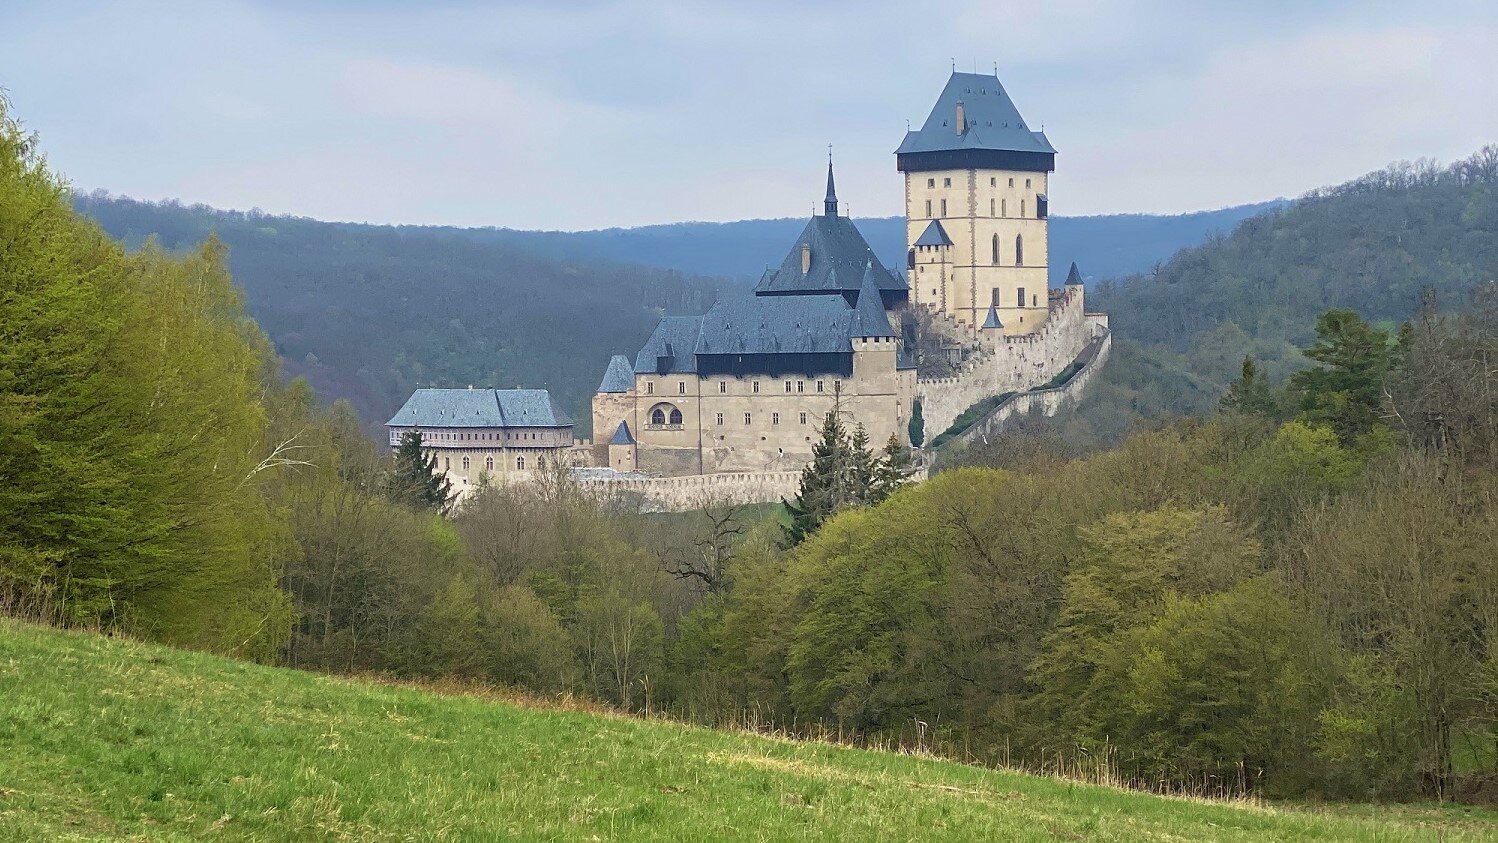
[575,471,803,513]
[916,286,1105,440]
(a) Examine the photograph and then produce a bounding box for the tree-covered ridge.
[1062,148,1498,443]
[73,193,731,436]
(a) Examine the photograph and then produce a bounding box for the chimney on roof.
[955,100,967,135]
[801,244,811,274]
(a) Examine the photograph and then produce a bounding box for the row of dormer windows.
[645,378,845,395]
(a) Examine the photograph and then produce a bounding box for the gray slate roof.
[896,72,1056,157]
[634,316,705,374]
[981,306,1004,330]
[850,272,897,338]
[754,214,907,297]
[914,219,953,247]
[609,421,635,446]
[596,354,635,392]
[387,388,572,428]
[1065,262,1085,286]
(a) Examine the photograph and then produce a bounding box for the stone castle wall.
[916,286,1107,440]
[937,329,1113,457]
[574,471,803,513]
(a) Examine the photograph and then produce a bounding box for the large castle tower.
[898,72,1055,336]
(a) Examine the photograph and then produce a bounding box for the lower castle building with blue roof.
[591,162,918,476]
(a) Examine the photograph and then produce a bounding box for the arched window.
[462,456,470,471]
[651,407,665,425]
[991,234,999,265]
[1020,199,1026,217]
[516,456,526,470]
[1015,234,1024,266]
[649,403,682,426]
[669,407,683,425]
[485,456,494,471]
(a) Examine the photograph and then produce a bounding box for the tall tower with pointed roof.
[898,71,1055,335]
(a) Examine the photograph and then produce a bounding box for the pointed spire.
[981,305,1004,330]
[851,266,895,339]
[1065,261,1084,286]
[823,149,838,217]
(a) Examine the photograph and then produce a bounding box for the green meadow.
[2,620,1494,841]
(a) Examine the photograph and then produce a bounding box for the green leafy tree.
[389,430,454,514]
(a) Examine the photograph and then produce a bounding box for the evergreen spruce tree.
[872,433,914,502]
[781,413,895,546]
[389,430,454,514]
[1219,357,1278,417]
[908,398,925,448]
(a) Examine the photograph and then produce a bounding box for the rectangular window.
[990,198,995,216]
[678,381,685,395]
[833,379,842,391]
[719,381,726,393]
[990,177,996,187]
[744,412,752,425]
[1021,199,1026,217]
[816,380,824,393]
[772,412,780,425]
[926,178,934,188]
[992,288,1002,307]
[940,199,947,216]
[943,177,951,187]
[1001,198,1007,217]
[646,381,654,395]
[752,381,760,393]
[1017,287,1026,308]
[924,199,931,217]
[715,412,723,425]
[799,412,808,424]
[1026,178,1032,188]
[796,381,804,393]
[1008,177,1015,187]
[1033,294,1039,307]
[784,380,792,393]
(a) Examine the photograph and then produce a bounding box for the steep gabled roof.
[387,388,571,428]
[596,354,635,392]
[754,213,906,297]
[897,72,1056,157]
[913,219,953,247]
[1065,262,1085,286]
[633,316,704,374]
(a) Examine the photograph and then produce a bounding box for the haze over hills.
[456,201,1288,286]
[74,194,1282,434]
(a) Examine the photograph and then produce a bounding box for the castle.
[388,71,1109,502]
[591,70,1108,476]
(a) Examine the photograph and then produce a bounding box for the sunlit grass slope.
[1,620,1494,841]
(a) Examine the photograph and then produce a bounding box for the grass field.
[2,620,1496,841]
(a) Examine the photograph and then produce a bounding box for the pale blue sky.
[2,1,1495,229]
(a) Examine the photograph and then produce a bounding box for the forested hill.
[75,195,1281,435]
[465,201,1286,286]
[74,194,730,436]
[1064,147,1498,443]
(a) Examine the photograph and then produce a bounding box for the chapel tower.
[898,72,1056,335]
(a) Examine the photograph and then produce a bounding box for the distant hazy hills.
[458,202,1287,287]
[73,194,1283,435]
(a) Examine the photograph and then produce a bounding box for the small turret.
[1064,261,1084,287]
[851,266,896,339]
[981,305,1004,330]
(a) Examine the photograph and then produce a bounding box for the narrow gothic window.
[1001,198,1007,217]
[651,407,665,425]
[940,199,947,216]
[925,199,931,217]
[1021,199,1026,217]
[1015,234,1024,266]
[990,198,995,216]
[669,407,682,425]
[991,234,999,265]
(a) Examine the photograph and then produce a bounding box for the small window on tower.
[1021,199,1026,217]
[940,199,947,216]
[772,412,780,425]
[744,412,752,425]
[715,412,723,425]
[678,381,685,395]
[925,199,932,217]
[719,381,727,393]
[990,198,995,216]
[943,177,951,188]
[799,412,808,425]
[990,177,996,187]
[1017,287,1026,308]
[752,381,760,393]
[1008,177,1015,187]
[927,178,934,188]
[1001,199,1007,217]
[1026,178,1032,188]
